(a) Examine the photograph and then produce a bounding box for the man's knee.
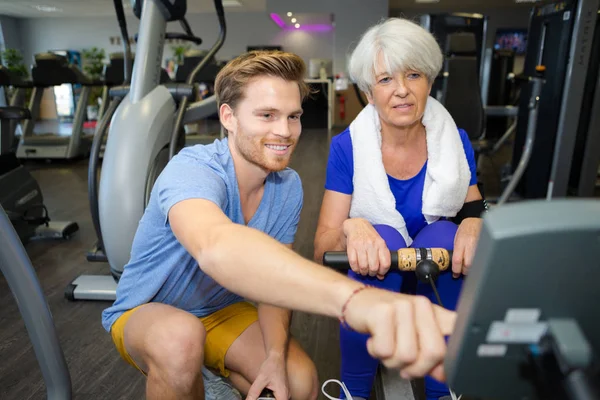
[287,342,319,400]
[144,313,206,390]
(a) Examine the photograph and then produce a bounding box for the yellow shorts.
[110,301,258,378]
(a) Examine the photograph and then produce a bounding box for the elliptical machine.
[66,0,226,301]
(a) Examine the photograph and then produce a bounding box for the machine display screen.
[494,29,528,54]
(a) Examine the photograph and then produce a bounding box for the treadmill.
[0,67,79,243]
[17,53,94,160]
[0,65,32,153]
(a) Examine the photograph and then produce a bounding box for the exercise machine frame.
[66,0,226,301]
[0,204,72,399]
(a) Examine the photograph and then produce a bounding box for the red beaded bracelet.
[339,285,370,330]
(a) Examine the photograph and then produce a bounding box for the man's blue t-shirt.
[102,138,303,332]
[325,128,477,239]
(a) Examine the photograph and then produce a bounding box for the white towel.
[348,96,470,246]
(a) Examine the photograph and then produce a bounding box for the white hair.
[348,17,443,92]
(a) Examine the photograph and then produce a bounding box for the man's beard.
[233,127,296,172]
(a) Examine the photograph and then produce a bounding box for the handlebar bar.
[323,248,453,284]
[323,248,452,271]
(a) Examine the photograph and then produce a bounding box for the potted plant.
[82,47,106,120]
[1,48,30,103]
[171,44,191,66]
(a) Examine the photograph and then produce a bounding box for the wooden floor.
[0,128,344,400]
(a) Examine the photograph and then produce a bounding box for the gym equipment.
[174,50,223,84]
[84,51,175,262]
[486,50,518,141]
[0,203,72,399]
[0,71,79,243]
[446,199,600,400]
[496,67,545,205]
[511,0,599,199]
[324,248,452,277]
[0,64,32,152]
[568,10,600,197]
[98,52,172,120]
[420,13,488,101]
[323,248,455,400]
[439,31,541,201]
[17,52,97,160]
[97,52,132,121]
[66,0,226,301]
[487,50,517,107]
[323,199,600,400]
[441,32,486,142]
[175,50,224,147]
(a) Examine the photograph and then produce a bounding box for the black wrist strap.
[452,199,489,225]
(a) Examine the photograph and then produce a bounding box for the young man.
[102,51,456,400]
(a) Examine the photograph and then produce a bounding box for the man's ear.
[220,103,235,134]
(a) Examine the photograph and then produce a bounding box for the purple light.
[269,13,286,28]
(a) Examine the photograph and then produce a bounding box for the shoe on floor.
[202,367,242,400]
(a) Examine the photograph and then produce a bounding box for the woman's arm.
[313,190,351,263]
[452,184,485,277]
[314,190,392,278]
[465,184,483,202]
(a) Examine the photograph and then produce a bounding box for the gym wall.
[0,15,21,50]
[266,0,389,76]
[7,0,389,80]
[13,12,333,75]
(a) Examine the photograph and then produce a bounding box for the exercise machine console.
[446,199,600,400]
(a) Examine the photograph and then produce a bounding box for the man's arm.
[169,198,457,382]
[257,243,294,358]
[313,190,352,263]
[170,198,358,320]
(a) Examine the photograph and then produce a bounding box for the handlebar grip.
[322,248,452,272]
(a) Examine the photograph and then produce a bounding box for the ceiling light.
[291,18,297,23]
[295,23,300,28]
[414,0,440,3]
[287,12,293,17]
[31,5,63,12]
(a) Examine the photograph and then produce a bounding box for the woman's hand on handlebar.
[343,288,456,382]
[452,217,482,277]
[342,218,391,279]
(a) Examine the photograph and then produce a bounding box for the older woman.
[314,18,485,400]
